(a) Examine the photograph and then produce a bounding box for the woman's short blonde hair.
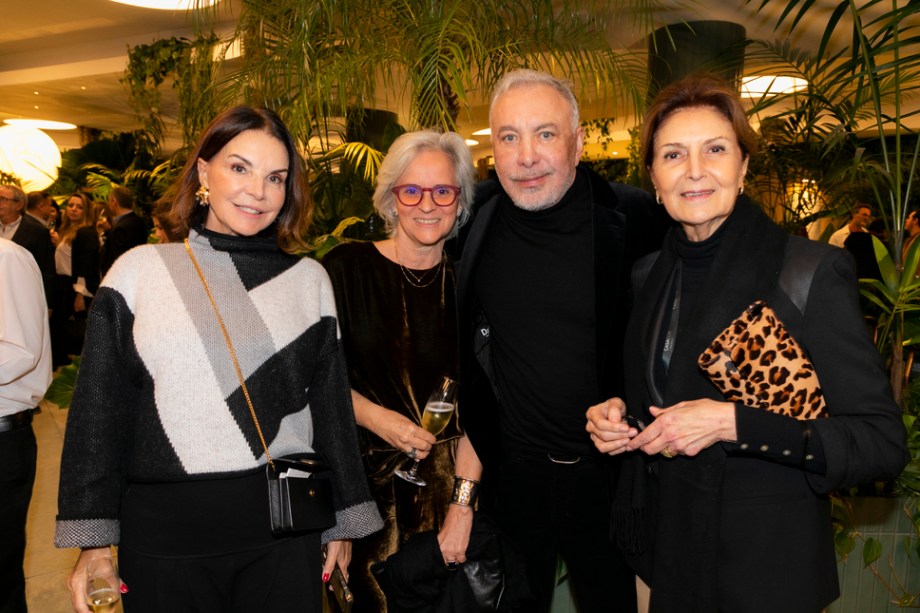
[373,130,474,238]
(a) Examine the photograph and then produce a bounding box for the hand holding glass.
[85,554,120,612]
[395,376,457,486]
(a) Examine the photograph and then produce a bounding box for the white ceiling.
[0,0,902,155]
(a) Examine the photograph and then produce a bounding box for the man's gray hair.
[1,184,27,207]
[489,69,580,132]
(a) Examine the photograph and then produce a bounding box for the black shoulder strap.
[631,237,823,315]
[779,237,825,315]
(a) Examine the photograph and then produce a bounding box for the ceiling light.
[741,76,808,98]
[5,119,77,131]
[109,0,219,9]
[0,125,62,191]
[465,139,479,147]
[472,128,491,136]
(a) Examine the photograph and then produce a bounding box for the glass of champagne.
[85,553,121,613]
[395,376,458,487]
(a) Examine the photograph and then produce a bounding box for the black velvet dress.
[323,241,461,613]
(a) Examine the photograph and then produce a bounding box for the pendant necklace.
[395,243,444,289]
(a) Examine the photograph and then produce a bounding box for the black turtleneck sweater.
[473,170,598,456]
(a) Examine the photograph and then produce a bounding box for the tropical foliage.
[745,0,920,401]
[746,1,920,606]
[219,0,661,140]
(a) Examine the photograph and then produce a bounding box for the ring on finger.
[408,447,418,460]
[660,447,677,459]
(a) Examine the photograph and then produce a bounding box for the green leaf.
[43,357,81,409]
[862,537,883,566]
[835,530,856,558]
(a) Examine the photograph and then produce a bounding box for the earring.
[739,185,744,196]
[655,191,663,205]
[195,185,210,207]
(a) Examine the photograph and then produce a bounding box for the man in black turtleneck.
[454,69,663,612]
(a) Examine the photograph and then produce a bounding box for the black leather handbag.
[267,454,336,534]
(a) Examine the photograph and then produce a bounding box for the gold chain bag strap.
[184,238,335,534]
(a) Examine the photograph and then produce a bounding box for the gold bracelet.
[451,477,480,507]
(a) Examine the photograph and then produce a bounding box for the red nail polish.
[120,583,129,594]
[322,573,330,583]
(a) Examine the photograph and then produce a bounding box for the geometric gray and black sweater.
[55,228,382,550]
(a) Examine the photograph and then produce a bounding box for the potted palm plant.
[744,0,920,608]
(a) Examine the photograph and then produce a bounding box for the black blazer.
[71,226,101,297]
[12,214,55,306]
[100,211,147,276]
[453,165,665,477]
[622,199,908,612]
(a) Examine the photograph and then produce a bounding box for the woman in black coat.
[50,192,100,366]
[586,74,908,612]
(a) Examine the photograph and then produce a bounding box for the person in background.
[843,217,886,282]
[56,106,381,613]
[586,73,908,612]
[95,207,111,244]
[323,130,480,611]
[50,192,101,367]
[828,202,872,247]
[0,184,55,310]
[454,69,662,612]
[0,237,52,613]
[26,191,57,229]
[99,186,147,276]
[150,199,175,244]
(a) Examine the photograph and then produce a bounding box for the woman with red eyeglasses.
[323,130,482,612]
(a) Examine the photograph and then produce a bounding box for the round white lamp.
[0,125,62,192]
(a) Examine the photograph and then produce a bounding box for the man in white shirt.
[828,203,872,247]
[0,238,52,613]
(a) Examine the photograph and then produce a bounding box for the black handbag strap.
[779,237,824,315]
[631,236,822,316]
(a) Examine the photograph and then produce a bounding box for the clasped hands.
[585,397,737,457]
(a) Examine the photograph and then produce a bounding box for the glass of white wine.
[85,553,121,613]
[395,376,458,487]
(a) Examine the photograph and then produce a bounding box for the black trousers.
[0,422,37,613]
[497,451,636,613]
[119,532,323,613]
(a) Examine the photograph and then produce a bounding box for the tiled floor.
[24,401,80,613]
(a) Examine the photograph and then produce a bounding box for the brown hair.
[158,106,312,253]
[641,74,758,170]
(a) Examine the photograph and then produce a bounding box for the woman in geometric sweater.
[55,106,382,613]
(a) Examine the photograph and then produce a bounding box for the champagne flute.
[85,553,121,613]
[395,376,458,487]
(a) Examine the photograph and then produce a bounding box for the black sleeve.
[801,249,908,492]
[71,227,101,294]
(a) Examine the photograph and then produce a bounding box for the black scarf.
[614,197,789,612]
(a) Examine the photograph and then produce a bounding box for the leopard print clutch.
[697,301,827,420]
